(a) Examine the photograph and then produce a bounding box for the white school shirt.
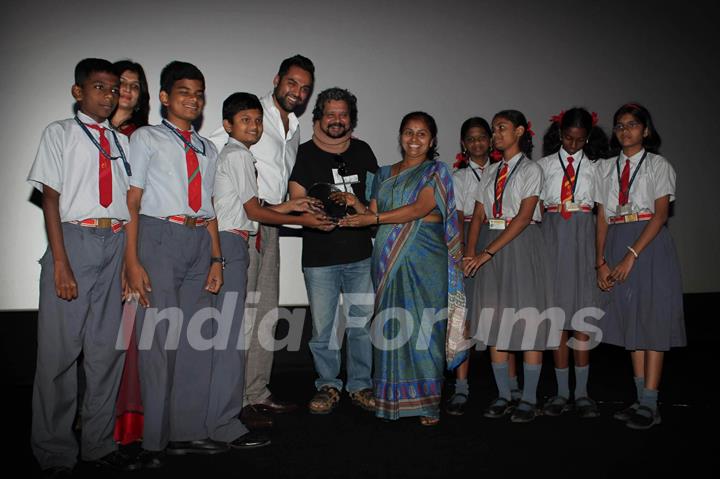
[129,120,218,219]
[452,160,488,217]
[208,92,300,205]
[214,138,259,233]
[473,153,543,222]
[597,149,676,222]
[538,148,600,207]
[27,111,131,222]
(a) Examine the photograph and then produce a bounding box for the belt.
[228,228,257,240]
[608,212,653,224]
[483,218,538,225]
[545,205,593,213]
[71,218,125,233]
[165,215,208,228]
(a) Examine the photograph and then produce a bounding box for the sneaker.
[626,405,661,430]
[542,395,571,417]
[308,386,341,414]
[349,388,376,412]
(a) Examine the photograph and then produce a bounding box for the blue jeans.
[303,257,374,392]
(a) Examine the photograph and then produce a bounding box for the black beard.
[323,123,348,139]
[273,87,296,113]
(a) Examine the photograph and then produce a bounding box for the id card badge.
[564,201,580,212]
[617,204,633,216]
[489,219,506,230]
[624,213,639,222]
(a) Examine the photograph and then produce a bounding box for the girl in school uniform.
[464,110,554,423]
[538,107,608,419]
[447,117,521,414]
[596,102,685,430]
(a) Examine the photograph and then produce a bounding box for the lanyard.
[557,151,583,201]
[616,150,647,198]
[74,117,132,176]
[493,155,524,217]
[469,161,487,182]
[162,119,206,156]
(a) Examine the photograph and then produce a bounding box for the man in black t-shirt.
[288,88,378,415]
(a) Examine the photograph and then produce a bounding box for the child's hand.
[302,212,336,231]
[462,254,490,277]
[288,197,324,214]
[610,254,636,284]
[126,262,152,307]
[205,263,223,294]
[54,259,78,300]
[596,263,614,291]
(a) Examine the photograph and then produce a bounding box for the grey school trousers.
[31,223,125,469]
[206,231,250,441]
[243,224,280,405]
[134,215,214,451]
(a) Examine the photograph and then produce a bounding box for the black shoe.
[41,466,74,478]
[542,395,571,417]
[167,438,229,455]
[510,401,539,423]
[254,395,299,414]
[137,449,166,469]
[241,405,274,429]
[483,397,513,419]
[228,431,271,450]
[445,393,468,416]
[575,397,600,419]
[613,402,639,422]
[626,405,661,430]
[88,450,140,472]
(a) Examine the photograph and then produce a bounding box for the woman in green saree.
[338,112,466,425]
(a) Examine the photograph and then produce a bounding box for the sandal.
[349,389,376,412]
[419,416,440,427]
[308,386,341,415]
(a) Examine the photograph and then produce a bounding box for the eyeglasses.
[613,121,643,132]
[334,154,347,177]
[463,135,490,144]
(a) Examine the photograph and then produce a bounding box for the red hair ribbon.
[526,121,535,137]
[549,110,565,124]
[591,111,599,126]
[453,152,467,169]
[490,149,503,162]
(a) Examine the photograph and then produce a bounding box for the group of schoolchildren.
[27,55,685,477]
[447,106,685,428]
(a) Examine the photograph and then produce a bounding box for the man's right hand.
[54,259,78,301]
[301,212,336,231]
[126,261,152,307]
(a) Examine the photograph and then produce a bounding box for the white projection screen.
[1,0,718,310]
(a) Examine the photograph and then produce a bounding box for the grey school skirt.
[541,211,606,333]
[601,222,686,351]
[469,224,559,351]
[463,221,490,346]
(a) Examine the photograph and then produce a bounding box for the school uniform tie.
[560,156,575,220]
[618,158,631,206]
[180,130,202,212]
[493,162,509,218]
[85,124,112,207]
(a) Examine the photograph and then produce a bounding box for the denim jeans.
[303,257,374,392]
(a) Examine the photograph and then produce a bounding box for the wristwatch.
[211,256,226,269]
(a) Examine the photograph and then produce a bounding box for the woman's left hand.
[609,254,636,283]
[338,213,375,228]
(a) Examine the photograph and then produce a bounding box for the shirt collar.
[227,136,254,157]
[503,152,523,168]
[163,118,196,134]
[77,110,110,128]
[470,157,489,170]
[620,148,646,165]
[560,148,584,162]
[262,91,299,136]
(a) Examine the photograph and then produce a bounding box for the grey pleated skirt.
[601,222,686,351]
[541,212,606,332]
[469,224,560,351]
[463,222,490,346]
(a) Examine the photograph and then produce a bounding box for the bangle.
[594,259,607,270]
[626,246,639,259]
[375,213,380,225]
[482,248,495,257]
[210,256,226,269]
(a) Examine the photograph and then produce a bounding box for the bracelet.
[375,213,380,225]
[210,256,226,269]
[482,248,495,257]
[594,259,607,270]
[626,246,639,259]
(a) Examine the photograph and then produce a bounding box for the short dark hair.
[160,61,205,94]
[74,58,116,86]
[399,111,439,161]
[277,54,315,83]
[113,60,150,128]
[223,92,263,122]
[609,102,662,155]
[311,88,358,129]
[493,109,534,158]
[542,107,609,160]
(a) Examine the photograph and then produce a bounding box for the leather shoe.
[575,397,600,419]
[41,466,74,478]
[542,395,571,417]
[166,438,228,455]
[626,405,661,430]
[445,393,468,416]
[510,401,539,423]
[253,395,298,414]
[241,404,274,429]
[483,397,513,419]
[88,450,140,472]
[613,402,639,422]
[137,449,166,469]
[228,431,271,450]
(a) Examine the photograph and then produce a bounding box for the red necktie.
[619,159,630,206]
[86,124,112,207]
[493,162,509,218]
[560,156,575,220]
[181,130,202,212]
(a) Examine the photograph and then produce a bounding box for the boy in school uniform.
[125,61,224,466]
[28,58,137,475]
[209,92,330,449]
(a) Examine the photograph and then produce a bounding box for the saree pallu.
[371,160,465,420]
